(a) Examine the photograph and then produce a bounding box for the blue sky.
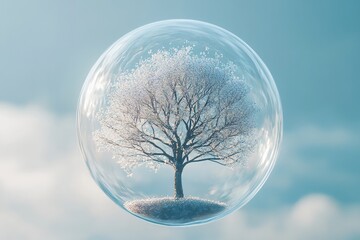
[0,0,359,239]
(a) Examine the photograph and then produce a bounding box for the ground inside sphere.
[124,197,226,223]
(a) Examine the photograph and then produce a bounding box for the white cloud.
[0,103,359,240]
[218,194,360,240]
[266,123,360,198]
[287,194,360,239]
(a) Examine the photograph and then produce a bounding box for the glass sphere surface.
[77,19,282,226]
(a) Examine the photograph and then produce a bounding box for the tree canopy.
[94,47,257,176]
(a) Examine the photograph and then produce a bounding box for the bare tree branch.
[94,47,256,174]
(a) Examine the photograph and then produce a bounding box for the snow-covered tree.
[94,47,256,199]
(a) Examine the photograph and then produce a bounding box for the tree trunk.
[174,167,184,199]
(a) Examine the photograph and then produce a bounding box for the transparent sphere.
[77,19,282,226]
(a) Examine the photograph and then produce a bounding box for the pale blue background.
[0,0,359,239]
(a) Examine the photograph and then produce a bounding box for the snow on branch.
[94,47,257,174]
